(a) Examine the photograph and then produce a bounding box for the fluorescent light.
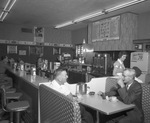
[55,0,146,28]
[0,12,8,21]
[106,0,146,12]
[74,11,104,23]
[0,0,17,21]
[4,0,17,12]
[55,21,73,28]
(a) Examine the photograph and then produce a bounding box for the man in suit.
[105,68,144,123]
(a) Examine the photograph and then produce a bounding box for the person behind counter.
[0,56,13,88]
[113,51,127,76]
[36,54,44,76]
[100,68,144,123]
[49,68,94,123]
[113,51,143,83]
[0,56,11,75]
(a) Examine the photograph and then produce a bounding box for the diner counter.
[11,70,49,88]
[6,70,49,123]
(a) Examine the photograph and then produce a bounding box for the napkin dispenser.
[76,82,87,95]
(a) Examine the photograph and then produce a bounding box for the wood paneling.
[88,13,137,51]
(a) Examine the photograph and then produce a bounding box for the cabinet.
[133,39,150,52]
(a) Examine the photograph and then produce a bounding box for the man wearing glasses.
[104,68,144,123]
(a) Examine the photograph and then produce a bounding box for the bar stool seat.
[5,88,16,93]
[0,84,11,90]
[6,101,29,112]
[0,120,9,123]
[7,101,30,123]
[0,86,29,123]
[6,93,22,100]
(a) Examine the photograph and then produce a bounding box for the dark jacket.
[106,80,144,123]
[0,61,11,74]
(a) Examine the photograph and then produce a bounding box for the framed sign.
[29,46,44,55]
[53,47,61,55]
[92,16,120,42]
[34,27,44,43]
[7,45,17,54]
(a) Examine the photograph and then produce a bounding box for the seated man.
[101,68,144,123]
[49,68,94,123]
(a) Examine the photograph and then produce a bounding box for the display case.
[76,44,84,63]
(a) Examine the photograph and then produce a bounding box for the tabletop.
[78,94,135,115]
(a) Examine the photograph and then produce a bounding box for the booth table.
[78,94,135,123]
[7,70,49,123]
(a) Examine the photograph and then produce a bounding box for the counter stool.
[0,80,16,94]
[1,87,30,123]
[0,76,13,88]
[0,85,22,102]
[0,120,9,123]
[5,88,16,94]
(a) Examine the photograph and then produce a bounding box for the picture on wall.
[29,46,44,55]
[34,27,44,43]
[53,47,61,55]
[7,45,17,54]
[19,50,26,55]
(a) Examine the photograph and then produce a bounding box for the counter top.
[11,70,49,88]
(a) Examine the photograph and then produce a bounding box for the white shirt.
[135,77,143,83]
[48,80,71,96]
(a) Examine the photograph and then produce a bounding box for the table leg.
[96,111,99,123]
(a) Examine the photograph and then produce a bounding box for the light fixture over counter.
[55,0,146,29]
[0,0,17,21]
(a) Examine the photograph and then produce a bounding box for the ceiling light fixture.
[55,21,74,29]
[55,0,146,28]
[105,0,146,13]
[0,0,17,21]
[74,11,104,23]
[0,12,8,21]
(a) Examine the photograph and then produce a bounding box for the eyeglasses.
[122,74,128,78]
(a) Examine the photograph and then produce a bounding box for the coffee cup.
[111,96,117,102]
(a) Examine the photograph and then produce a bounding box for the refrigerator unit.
[130,52,150,83]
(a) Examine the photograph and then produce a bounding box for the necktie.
[126,85,129,90]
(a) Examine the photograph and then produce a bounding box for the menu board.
[92,16,120,42]
[92,21,100,42]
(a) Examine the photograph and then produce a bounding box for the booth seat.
[39,84,81,123]
[87,77,118,94]
[141,84,150,123]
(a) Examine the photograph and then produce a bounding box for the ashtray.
[89,91,95,95]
